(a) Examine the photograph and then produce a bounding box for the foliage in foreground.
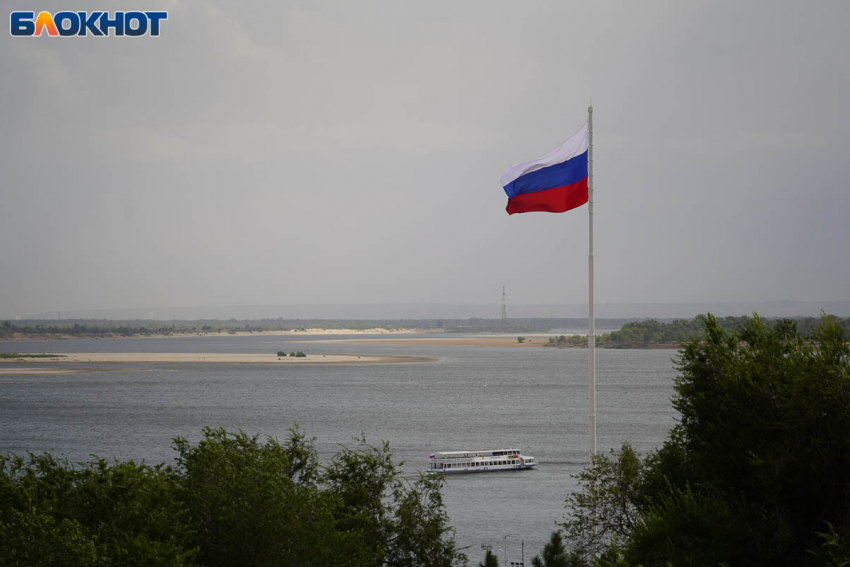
[531,531,584,567]
[0,427,465,567]
[477,549,499,567]
[560,313,850,566]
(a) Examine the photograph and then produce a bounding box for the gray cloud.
[1,0,848,318]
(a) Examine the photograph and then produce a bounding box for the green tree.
[531,531,584,567]
[0,453,195,566]
[560,444,644,561]
[386,473,460,566]
[1,427,465,567]
[478,549,499,567]
[640,313,850,566]
[173,426,350,567]
[324,436,463,567]
[562,313,850,567]
[0,508,99,567]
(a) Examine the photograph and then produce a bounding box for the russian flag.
[501,122,589,215]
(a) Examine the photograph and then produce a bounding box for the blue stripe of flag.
[503,150,588,199]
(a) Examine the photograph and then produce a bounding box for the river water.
[0,334,680,564]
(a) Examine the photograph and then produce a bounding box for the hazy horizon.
[11,299,850,322]
[3,1,848,317]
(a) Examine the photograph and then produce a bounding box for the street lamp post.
[509,540,525,567]
[503,534,515,567]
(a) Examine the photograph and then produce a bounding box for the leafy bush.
[0,427,466,567]
[0,454,195,566]
[546,335,588,347]
[560,314,850,566]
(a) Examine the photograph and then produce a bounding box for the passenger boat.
[426,448,537,474]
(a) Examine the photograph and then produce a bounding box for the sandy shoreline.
[321,336,680,349]
[0,352,436,370]
[322,336,549,348]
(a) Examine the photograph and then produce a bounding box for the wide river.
[0,334,680,564]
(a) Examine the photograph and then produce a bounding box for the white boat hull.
[427,463,536,475]
[426,449,537,475]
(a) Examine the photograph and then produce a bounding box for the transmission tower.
[501,286,507,326]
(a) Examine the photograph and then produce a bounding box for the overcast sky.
[2,0,848,318]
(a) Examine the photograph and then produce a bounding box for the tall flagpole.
[588,104,597,458]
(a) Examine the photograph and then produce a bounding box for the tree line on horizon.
[608,315,850,343]
[4,315,848,340]
[543,314,850,346]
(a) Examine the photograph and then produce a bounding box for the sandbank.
[0,353,435,365]
[320,336,680,349]
[321,336,551,348]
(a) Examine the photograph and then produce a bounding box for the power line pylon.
[501,286,507,326]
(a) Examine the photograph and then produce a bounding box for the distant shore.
[0,328,433,342]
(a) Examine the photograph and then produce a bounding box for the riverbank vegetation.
[276,350,306,357]
[0,428,464,567]
[604,315,849,344]
[0,352,64,359]
[553,314,850,566]
[543,315,850,348]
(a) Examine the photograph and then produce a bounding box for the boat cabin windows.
[430,450,535,473]
[491,450,517,457]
